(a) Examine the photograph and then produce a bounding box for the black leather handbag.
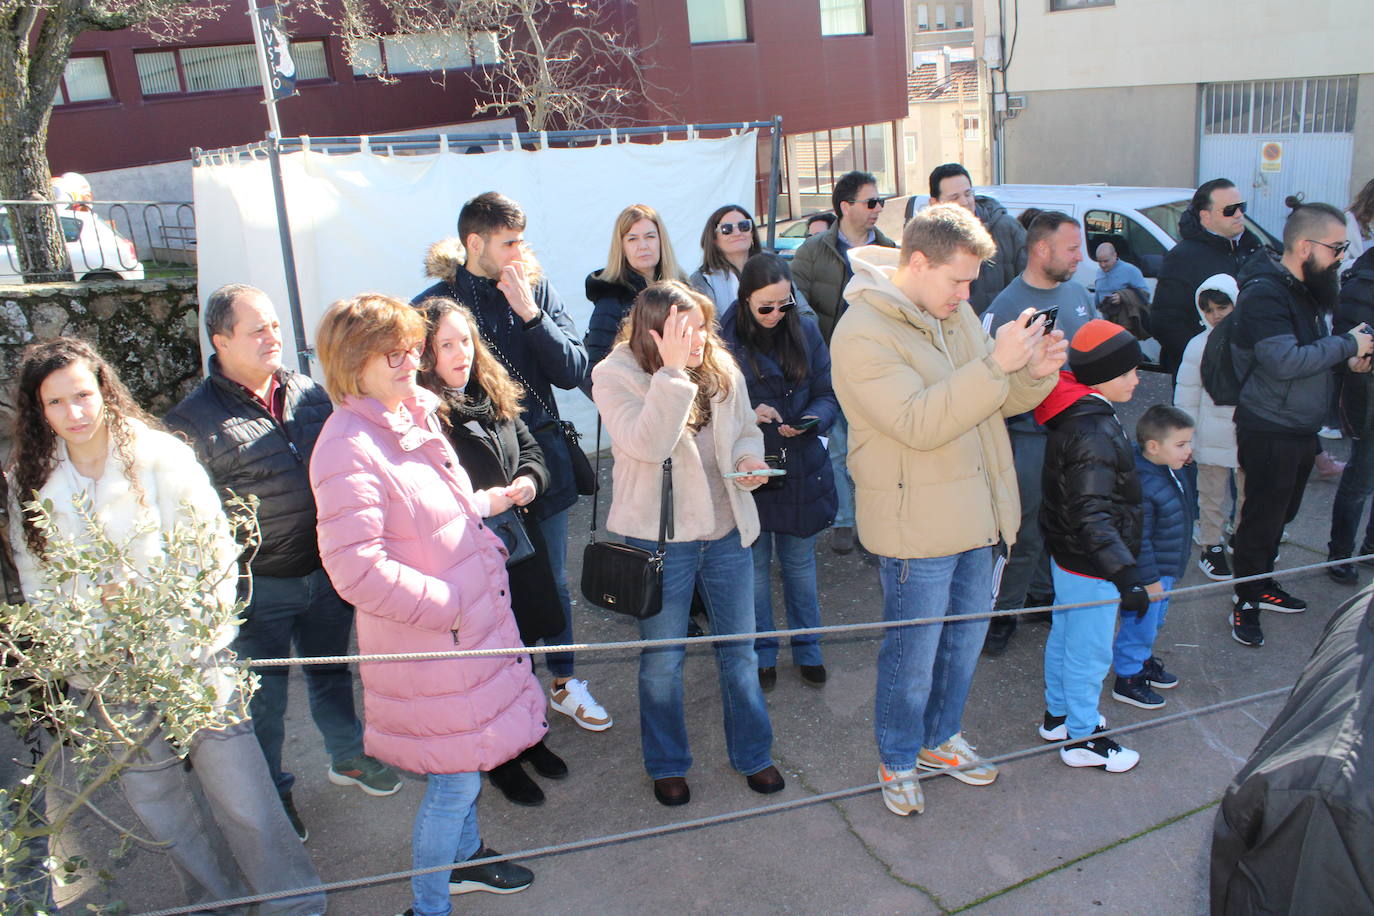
[486,506,536,568]
[579,420,672,619]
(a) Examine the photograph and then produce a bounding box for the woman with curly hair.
[590,279,784,807]
[8,336,322,914]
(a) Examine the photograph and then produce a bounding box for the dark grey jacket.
[969,196,1028,316]
[1231,250,1357,436]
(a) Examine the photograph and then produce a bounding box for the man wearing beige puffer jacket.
[830,204,1068,817]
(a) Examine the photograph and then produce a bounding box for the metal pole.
[266,133,310,372]
[766,115,782,250]
[247,0,283,137]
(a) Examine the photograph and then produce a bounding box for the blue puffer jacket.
[1133,444,1196,584]
[719,303,839,537]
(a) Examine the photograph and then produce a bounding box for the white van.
[0,205,144,282]
[907,184,1280,293]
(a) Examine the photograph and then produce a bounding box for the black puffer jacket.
[584,270,647,376]
[1037,375,1143,586]
[164,357,332,577]
[1335,249,1374,438]
[1152,208,1267,373]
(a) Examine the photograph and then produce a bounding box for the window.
[787,121,894,210]
[352,31,499,76]
[1049,0,1113,8]
[54,56,113,105]
[954,4,966,27]
[1202,76,1357,135]
[962,114,980,140]
[1085,209,1168,277]
[917,3,929,30]
[687,0,749,43]
[821,0,867,35]
[935,4,946,29]
[136,40,330,96]
[904,134,917,162]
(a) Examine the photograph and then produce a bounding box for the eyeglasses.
[717,219,754,236]
[754,297,796,316]
[1220,201,1247,217]
[848,197,885,210]
[1307,238,1351,256]
[385,344,423,369]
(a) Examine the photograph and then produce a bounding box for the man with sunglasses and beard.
[1153,178,1268,377]
[1227,202,1373,647]
[792,170,897,555]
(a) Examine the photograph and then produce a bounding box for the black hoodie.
[1334,248,1374,437]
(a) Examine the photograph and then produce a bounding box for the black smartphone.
[1025,306,1059,333]
[791,416,820,431]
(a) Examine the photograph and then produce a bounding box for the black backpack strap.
[657,458,673,553]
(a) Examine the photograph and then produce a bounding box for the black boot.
[982,615,1017,656]
[488,760,544,806]
[519,741,568,779]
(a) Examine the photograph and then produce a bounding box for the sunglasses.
[849,197,885,210]
[1220,201,1247,217]
[754,297,796,316]
[717,219,754,236]
[385,344,423,369]
[1307,238,1351,256]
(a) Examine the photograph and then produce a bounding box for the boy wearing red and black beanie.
[1034,320,1146,772]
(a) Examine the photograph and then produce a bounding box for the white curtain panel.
[193,130,759,436]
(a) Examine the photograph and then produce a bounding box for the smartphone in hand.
[1024,306,1059,333]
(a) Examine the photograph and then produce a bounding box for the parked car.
[0,205,144,282]
[770,220,810,260]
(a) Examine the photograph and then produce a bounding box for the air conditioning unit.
[1008,95,1026,111]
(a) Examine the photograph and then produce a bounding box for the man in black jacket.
[1153,178,1267,376]
[166,283,399,840]
[413,192,611,731]
[1229,204,1372,647]
[1325,247,1374,582]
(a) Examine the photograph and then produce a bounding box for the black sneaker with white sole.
[449,845,533,895]
[1038,711,1106,742]
[1231,601,1264,647]
[1112,673,1165,709]
[1059,725,1140,772]
[1198,544,1232,580]
[1252,586,1307,614]
[1142,655,1178,689]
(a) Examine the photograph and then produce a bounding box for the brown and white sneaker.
[550,678,612,731]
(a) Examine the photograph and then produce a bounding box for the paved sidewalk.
[10,370,1362,915]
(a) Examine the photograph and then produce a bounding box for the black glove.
[1117,583,1149,620]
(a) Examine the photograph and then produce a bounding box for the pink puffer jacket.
[310,390,546,775]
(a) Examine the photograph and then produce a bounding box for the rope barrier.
[131,685,1291,916]
[236,552,1373,668]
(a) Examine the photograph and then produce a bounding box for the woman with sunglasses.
[719,254,838,690]
[689,204,764,312]
[584,204,687,383]
[310,294,544,915]
[415,296,570,808]
[590,279,784,808]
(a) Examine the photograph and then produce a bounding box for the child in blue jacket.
[1112,405,1196,710]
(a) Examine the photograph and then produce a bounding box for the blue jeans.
[874,547,995,770]
[536,509,575,677]
[627,529,774,779]
[1113,575,1173,677]
[1329,435,1374,558]
[827,412,855,529]
[117,714,324,915]
[411,772,482,916]
[752,531,823,667]
[1044,563,1118,740]
[234,567,365,794]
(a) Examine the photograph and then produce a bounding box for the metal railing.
[0,200,196,283]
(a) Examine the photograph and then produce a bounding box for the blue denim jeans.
[627,529,774,779]
[1044,563,1119,740]
[827,412,855,529]
[233,567,365,794]
[1113,575,1173,677]
[1329,434,1374,558]
[752,531,823,667]
[874,547,995,770]
[3,740,54,913]
[117,713,324,915]
[536,508,575,678]
[410,771,482,916]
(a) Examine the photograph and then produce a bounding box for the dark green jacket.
[790,222,897,342]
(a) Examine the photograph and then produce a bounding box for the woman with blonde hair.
[583,203,687,375]
[309,294,544,914]
[590,279,783,807]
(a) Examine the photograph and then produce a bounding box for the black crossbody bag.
[579,420,671,619]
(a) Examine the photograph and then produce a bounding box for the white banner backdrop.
[193,132,759,435]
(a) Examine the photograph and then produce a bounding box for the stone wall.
[0,279,202,451]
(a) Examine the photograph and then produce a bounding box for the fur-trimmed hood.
[422,237,545,284]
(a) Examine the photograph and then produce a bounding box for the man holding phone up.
[979,211,1100,655]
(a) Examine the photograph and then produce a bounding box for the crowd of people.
[4,168,1373,915]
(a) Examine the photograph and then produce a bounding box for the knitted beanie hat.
[1069,319,1143,386]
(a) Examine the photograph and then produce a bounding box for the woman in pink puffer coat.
[309,294,546,916]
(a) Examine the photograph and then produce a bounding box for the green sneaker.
[328,755,402,796]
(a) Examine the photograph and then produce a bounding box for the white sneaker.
[1059,727,1139,773]
[878,763,924,816]
[550,679,612,731]
[916,733,998,785]
[1319,425,1342,440]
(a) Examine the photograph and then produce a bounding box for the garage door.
[1198,76,1357,237]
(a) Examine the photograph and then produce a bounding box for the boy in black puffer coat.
[1111,406,1196,712]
